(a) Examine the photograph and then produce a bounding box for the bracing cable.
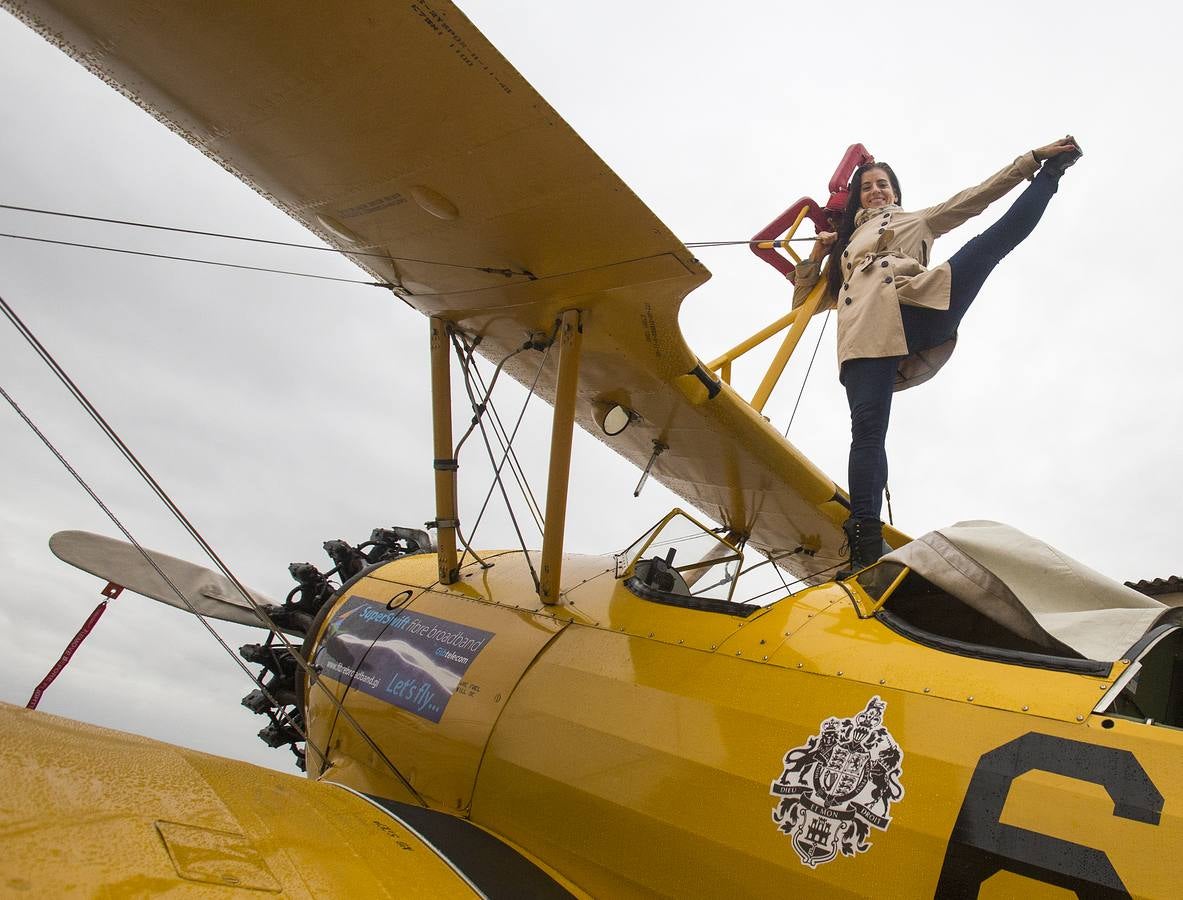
[0,232,391,287]
[451,339,532,457]
[466,348,547,534]
[450,330,541,592]
[456,327,556,559]
[783,308,831,439]
[0,202,535,278]
[459,333,544,533]
[0,292,426,805]
[740,558,847,606]
[1,383,324,767]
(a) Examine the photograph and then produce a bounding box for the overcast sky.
[1,2,1180,771]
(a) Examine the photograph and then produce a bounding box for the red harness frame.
[749,143,874,281]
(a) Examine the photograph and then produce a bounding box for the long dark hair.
[825,162,903,299]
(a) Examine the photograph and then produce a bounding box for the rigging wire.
[450,330,541,592]
[687,543,803,599]
[453,335,543,532]
[684,237,818,248]
[742,560,846,605]
[451,338,532,457]
[0,202,534,277]
[0,383,322,764]
[783,308,832,438]
[318,587,417,760]
[467,352,546,533]
[0,231,391,287]
[732,546,805,582]
[1,198,835,262]
[0,291,426,805]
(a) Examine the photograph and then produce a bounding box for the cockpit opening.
[857,561,1112,675]
[868,563,1086,659]
[1103,618,1183,729]
[618,509,779,615]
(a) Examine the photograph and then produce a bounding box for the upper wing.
[8,1,882,578]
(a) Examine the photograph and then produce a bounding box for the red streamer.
[26,582,122,710]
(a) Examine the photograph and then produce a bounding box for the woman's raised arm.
[917,136,1076,238]
[919,154,1040,238]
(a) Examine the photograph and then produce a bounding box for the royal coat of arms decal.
[769,695,905,867]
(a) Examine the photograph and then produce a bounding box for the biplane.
[2,2,1181,898]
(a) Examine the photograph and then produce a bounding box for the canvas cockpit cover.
[883,520,1165,662]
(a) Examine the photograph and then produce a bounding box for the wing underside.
[5,1,880,579]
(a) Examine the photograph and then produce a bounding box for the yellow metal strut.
[430,316,460,584]
[539,309,583,604]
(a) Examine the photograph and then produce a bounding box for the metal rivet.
[879,679,886,685]
[677,639,684,645]
[1022,705,1030,711]
[763,655,769,661]
[1100,684,1108,690]
[807,613,813,618]
[923,687,931,693]
[710,644,717,650]
[759,639,766,645]
[1121,659,1132,665]
[1076,715,1084,722]
[967,696,974,702]
[736,651,742,656]
[797,662,803,668]
[648,632,654,638]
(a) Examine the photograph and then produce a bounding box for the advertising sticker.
[314,594,494,723]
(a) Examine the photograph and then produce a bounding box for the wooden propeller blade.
[49,530,282,630]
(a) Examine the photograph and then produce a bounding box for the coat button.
[881,260,889,267]
[883,276,892,284]
[878,228,885,234]
[843,283,849,290]
[845,297,852,305]
[847,263,852,271]
[843,250,849,257]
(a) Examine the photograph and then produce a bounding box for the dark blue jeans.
[842,168,1059,521]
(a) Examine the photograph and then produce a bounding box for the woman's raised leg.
[902,165,1063,350]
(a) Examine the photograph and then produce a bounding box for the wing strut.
[539,310,583,604]
[430,317,460,584]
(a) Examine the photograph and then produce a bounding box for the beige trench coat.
[792,152,1041,390]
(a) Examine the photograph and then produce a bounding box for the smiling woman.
[792,137,1082,573]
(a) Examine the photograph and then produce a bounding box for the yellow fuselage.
[304,551,1180,898]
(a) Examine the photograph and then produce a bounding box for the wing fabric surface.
[6,1,862,578]
[0,703,575,896]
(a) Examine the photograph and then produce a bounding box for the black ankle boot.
[838,517,884,578]
[1043,139,1082,179]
